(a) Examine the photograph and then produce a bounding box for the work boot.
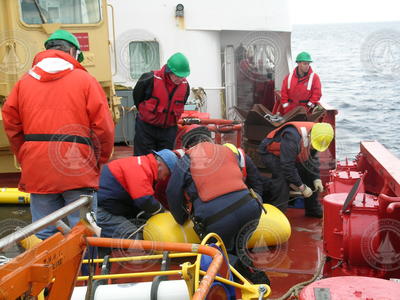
[234,259,270,286]
[304,195,323,218]
[19,234,42,250]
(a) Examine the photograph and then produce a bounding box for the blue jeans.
[30,188,97,240]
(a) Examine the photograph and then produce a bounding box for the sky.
[292,0,400,24]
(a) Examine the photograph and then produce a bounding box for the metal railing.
[0,195,92,251]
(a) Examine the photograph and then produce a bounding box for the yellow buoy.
[0,188,30,204]
[143,212,200,244]
[144,204,291,248]
[247,204,291,248]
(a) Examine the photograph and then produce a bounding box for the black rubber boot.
[234,259,271,286]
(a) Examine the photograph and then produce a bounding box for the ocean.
[292,21,400,159]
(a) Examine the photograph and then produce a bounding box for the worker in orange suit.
[280,52,322,115]
[2,30,114,239]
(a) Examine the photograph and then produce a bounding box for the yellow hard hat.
[310,123,334,152]
[223,143,239,155]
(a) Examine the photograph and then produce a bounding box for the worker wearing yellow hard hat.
[259,121,334,218]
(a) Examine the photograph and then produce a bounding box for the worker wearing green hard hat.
[44,29,84,62]
[295,51,313,63]
[167,52,190,78]
[280,51,322,115]
[133,52,191,156]
[2,28,114,240]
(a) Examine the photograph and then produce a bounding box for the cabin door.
[223,45,236,119]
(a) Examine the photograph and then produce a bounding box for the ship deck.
[265,209,322,299]
[0,145,324,298]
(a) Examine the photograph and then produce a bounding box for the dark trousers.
[200,196,262,266]
[262,153,321,214]
[133,117,178,156]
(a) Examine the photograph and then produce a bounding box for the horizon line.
[294,20,400,26]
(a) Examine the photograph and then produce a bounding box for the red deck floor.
[264,208,323,299]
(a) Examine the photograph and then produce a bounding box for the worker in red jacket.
[96,149,178,239]
[280,52,322,115]
[133,53,190,155]
[2,30,114,239]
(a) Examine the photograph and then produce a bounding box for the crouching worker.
[259,122,334,217]
[96,149,178,239]
[223,143,265,198]
[180,126,266,197]
[166,140,269,285]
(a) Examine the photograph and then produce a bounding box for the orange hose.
[86,237,223,300]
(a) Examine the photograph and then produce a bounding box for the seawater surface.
[292,21,400,159]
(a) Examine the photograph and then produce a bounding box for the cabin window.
[20,0,102,25]
[129,41,160,80]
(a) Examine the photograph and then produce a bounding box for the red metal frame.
[322,141,400,279]
[177,117,243,148]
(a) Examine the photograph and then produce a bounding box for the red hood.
[28,50,87,82]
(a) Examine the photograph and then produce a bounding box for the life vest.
[186,142,247,202]
[138,68,188,127]
[266,122,314,162]
[287,70,315,91]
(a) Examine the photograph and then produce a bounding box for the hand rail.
[0,195,91,251]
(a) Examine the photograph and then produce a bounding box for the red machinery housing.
[323,141,400,279]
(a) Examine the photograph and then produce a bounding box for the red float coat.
[266,122,314,162]
[186,142,247,202]
[107,154,158,200]
[138,66,188,127]
[2,50,114,193]
[280,66,321,114]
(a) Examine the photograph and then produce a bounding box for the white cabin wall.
[107,0,292,118]
[184,0,292,32]
[108,0,223,117]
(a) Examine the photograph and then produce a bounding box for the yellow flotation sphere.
[144,204,291,248]
[143,212,200,243]
[247,204,291,248]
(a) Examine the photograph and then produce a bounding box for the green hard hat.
[296,51,312,63]
[167,52,190,77]
[44,29,84,62]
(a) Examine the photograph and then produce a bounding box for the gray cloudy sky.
[292,0,400,24]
